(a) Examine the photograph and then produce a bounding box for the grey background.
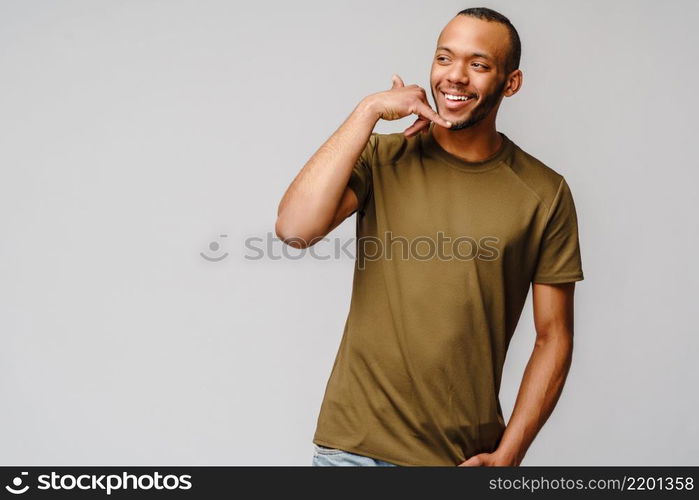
[1,0,697,465]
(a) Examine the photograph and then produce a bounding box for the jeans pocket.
[313,443,345,456]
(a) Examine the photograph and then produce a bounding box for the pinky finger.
[403,116,430,137]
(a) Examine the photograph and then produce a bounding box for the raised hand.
[366,74,452,138]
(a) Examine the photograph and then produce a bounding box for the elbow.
[274,216,320,249]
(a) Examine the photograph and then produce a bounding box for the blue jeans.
[312,443,399,466]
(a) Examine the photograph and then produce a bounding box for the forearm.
[275,97,379,245]
[496,330,573,465]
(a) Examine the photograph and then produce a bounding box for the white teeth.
[445,93,471,101]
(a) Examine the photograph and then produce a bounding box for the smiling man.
[276,7,584,466]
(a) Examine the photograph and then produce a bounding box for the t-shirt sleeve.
[346,133,378,217]
[532,176,585,284]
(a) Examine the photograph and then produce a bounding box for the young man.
[276,7,584,467]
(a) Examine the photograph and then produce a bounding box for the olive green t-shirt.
[312,121,584,466]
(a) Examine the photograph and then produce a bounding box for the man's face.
[430,16,511,130]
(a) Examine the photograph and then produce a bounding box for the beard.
[431,76,508,130]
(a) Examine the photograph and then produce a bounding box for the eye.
[472,63,487,69]
[436,56,449,62]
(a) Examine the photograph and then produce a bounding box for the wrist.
[356,96,381,122]
[494,445,524,466]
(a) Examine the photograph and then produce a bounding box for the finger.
[391,74,405,89]
[403,115,430,138]
[416,100,452,128]
[405,120,430,138]
[458,455,482,467]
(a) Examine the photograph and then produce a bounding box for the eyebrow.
[436,46,494,61]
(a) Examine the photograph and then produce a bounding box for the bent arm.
[275,98,379,248]
[495,282,576,465]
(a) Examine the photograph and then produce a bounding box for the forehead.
[436,15,509,64]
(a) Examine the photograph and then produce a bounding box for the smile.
[443,92,473,101]
[441,91,475,108]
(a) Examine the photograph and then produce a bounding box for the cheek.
[479,75,503,92]
[429,70,438,86]
[430,65,446,81]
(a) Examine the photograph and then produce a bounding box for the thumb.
[391,74,405,89]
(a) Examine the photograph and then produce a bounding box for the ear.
[503,69,523,97]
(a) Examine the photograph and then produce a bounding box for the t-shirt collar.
[422,121,513,173]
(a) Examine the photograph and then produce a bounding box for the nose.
[446,61,469,86]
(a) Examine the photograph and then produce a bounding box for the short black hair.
[456,7,521,75]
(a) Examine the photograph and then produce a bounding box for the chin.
[446,119,476,131]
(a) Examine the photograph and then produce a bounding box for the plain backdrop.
[1,0,697,465]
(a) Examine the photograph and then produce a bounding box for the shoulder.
[505,140,571,211]
[366,131,416,163]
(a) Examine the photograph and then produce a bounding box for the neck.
[431,120,503,163]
